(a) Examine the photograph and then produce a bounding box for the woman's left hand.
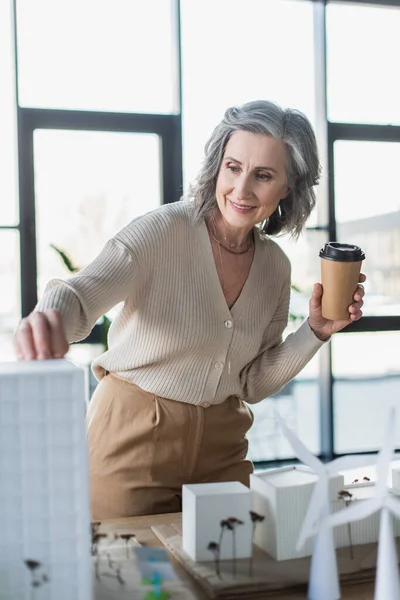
[307,273,366,341]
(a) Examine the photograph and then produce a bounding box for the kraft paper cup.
[319,242,365,321]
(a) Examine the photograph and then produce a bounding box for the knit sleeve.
[240,280,327,404]
[35,239,137,342]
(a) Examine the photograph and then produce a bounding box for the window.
[181,0,323,462]
[333,331,400,453]
[327,2,400,125]
[0,231,20,361]
[6,0,400,464]
[0,0,19,361]
[16,0,177,114]
[0,0,18,225]
[34,130,162,296]
[334,141,400,316]
[248,352,320,461]
[180,0,315,188]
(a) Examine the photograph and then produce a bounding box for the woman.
[14,100,365,519]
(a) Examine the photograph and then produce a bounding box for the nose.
[234,174,252,200]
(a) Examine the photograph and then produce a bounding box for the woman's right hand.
[14,309,69,360]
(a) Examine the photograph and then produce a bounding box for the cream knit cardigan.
[36,200,325,405]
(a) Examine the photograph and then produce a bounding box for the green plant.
[50,244,111,350]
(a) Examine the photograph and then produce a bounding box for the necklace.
[211,214,254,255]
[207,219,254,300]
[216,238,251,299]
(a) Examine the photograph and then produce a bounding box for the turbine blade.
[297,481,327,550]
[376,408,397,496]
[275,411,323,474]
[325,497,381,530]
[386,494,400,520]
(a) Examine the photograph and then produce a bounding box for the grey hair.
[186,100,321,239]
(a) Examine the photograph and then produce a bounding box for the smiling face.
[215,131,289,241]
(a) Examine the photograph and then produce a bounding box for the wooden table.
[96,512,376,599]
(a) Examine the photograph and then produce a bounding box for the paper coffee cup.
[319,242,365,321]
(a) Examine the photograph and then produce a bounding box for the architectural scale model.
[250,467,400,562]
[175,410,400,599]
[0,359,92,600]
[326,407,400,600]
[250,465,345,560]
[182,481,253,561]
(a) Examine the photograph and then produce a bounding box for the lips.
[228,199,255,212]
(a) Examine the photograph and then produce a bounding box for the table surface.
[96,512,376,600]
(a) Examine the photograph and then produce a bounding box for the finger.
[309,283,322,310]
[350,309,363,321]
[349,302,363,314]
[15,318,37,360]
[354,285,365,300]
[45,310,69,358]
[349,289,365,310]
[30,312,54,359]
[359,273,366,283]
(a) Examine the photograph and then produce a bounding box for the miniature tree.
[337,489,354,559]
[226,517,244,577]
[212,517,246,578]
[218,518,232,561]
[24,559,49,600]
[91,521,102,554]
[91,531,108,580]
[119,533,136,558]
[248,511,265,576]
[207,542,221,577]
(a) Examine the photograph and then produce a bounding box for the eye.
[226,163,240,173]
[256,172,272,181]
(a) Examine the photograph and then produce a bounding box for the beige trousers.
[86,373,254,520]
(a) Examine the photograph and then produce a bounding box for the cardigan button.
[224,320,233,328]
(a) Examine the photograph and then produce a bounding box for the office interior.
[1,0,400,469]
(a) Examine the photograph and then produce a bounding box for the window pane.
[247,230,327,461]
[333,332,400,454]
[181,0,315,188]
[34,130,161,298]
[0,231,20,361]
[277,230,328,318]
[248,350,320,461]
[334,141,400,316]
[0,0,18,225]
[327,3,400,124]
[16,0,176,114]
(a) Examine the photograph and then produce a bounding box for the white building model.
[251,466,345,560]
[0,360,92,600]
[249,467,400,562]
[182,481,253,562]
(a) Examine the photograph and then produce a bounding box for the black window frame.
[7,0,400,466]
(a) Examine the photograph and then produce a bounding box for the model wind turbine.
[275,411,375,600]
[325,407,400,600]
